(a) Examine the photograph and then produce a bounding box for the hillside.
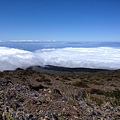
[0,67,120,119]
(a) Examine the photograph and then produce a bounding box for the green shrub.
[6,112,14,120]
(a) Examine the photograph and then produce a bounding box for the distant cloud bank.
[0,40,57,43]
[0,47,120,71]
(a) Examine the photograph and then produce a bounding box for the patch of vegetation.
[110,84,116,87]
[36,78,51,83]
[61,79,66,83]
[5,112,14,120]
[71,81,89,88]
[83,80,89,83]
[69,98,76,106]
[80,77,85,79]
[0,72,3,77]
[36,77,52,86]
[107,78,112,81]
[0,113,2,120]
[90,89,120,106]
[22,70,36,76]
[90,89,105,95]
[90,96,103,105]
[105,89,120,99]
[44,82,52,86]
[21,77,26,82]
[109,97,120,106]
[17,94,25,102]
[10,103,19,110]
[36,79,42,82]
[61,76,71,81]
[43,79,51,82]
[5,76,12,80]
[90,81,103,85]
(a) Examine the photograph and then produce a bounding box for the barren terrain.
[0,66,120,120]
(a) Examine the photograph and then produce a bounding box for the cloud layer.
[0,40,57,43]
[0,47,120,71]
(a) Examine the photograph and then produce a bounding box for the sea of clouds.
[0,46,120,71]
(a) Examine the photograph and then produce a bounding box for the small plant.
[10,103,17,110]
[69,98,76,106]
[90,96,103,105]
[85,92,91,103]
[17,94,25,102]
[5,112,14,120]
[109,97,120,106]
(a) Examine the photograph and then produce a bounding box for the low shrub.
[71,81,89,88]
[90,89,105,95]
[90,96,103,105]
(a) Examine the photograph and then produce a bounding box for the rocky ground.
[0,67,120,120]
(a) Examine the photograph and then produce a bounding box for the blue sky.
[0,0,120,42]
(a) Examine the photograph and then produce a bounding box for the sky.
[0,0,120,42]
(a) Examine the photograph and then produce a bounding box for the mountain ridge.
[27,65,109,73]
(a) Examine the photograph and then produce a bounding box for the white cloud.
[0,47,120,71]
[9,40,57,43]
